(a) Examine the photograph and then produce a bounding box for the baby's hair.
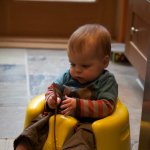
[68,24,111,58]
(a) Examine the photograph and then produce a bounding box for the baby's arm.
[60,96,115,119]
[75,98,115,119]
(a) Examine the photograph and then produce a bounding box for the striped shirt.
[45,69,118,121]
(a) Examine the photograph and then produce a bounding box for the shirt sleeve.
[76,98,115,119]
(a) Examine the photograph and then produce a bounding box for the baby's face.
[68,50,108,84]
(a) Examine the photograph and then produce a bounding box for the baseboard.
[0,37,68,49]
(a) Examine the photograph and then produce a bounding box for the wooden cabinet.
[0,0,127,48]
[0,0,117,38]
[125,0,150,81]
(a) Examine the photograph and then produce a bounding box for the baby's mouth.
[74,76,86,83]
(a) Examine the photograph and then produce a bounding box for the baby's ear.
[103,55,110,68]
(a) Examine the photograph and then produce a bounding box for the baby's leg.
[62,123,96,150]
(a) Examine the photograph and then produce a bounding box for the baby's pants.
[62,123,96,150]
[14,115,96,150]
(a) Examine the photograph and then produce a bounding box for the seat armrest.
[24,94,45,128]
[92,100,130,150]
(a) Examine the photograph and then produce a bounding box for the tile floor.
[0,48,143,150]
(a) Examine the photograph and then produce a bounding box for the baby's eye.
[70,63,75,67]
[82,65,90,68]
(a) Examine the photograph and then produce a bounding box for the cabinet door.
[139,30,150,150]
[0,0,117,38]
[125,0,150,80]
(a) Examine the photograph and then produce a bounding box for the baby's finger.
[61,99,70,105]
[65,95,70,99]
[60,102,70,109]
[57,97,61,105]
[61,107,71,116]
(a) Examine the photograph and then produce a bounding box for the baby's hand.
[60,95,76,116]
[47,95,61,109]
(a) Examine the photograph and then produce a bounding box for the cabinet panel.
[125,0,150,80]
[131,13,150,58]
[0,0,117,38]
[133,0,150,25]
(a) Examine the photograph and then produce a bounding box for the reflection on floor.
[0,48,143,150]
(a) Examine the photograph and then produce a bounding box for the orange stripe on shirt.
[103,100,114,115]
[97,100,103,118]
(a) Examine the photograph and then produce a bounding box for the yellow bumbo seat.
[24,94,131,150]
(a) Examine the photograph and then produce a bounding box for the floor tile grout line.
[25,50,31,103]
